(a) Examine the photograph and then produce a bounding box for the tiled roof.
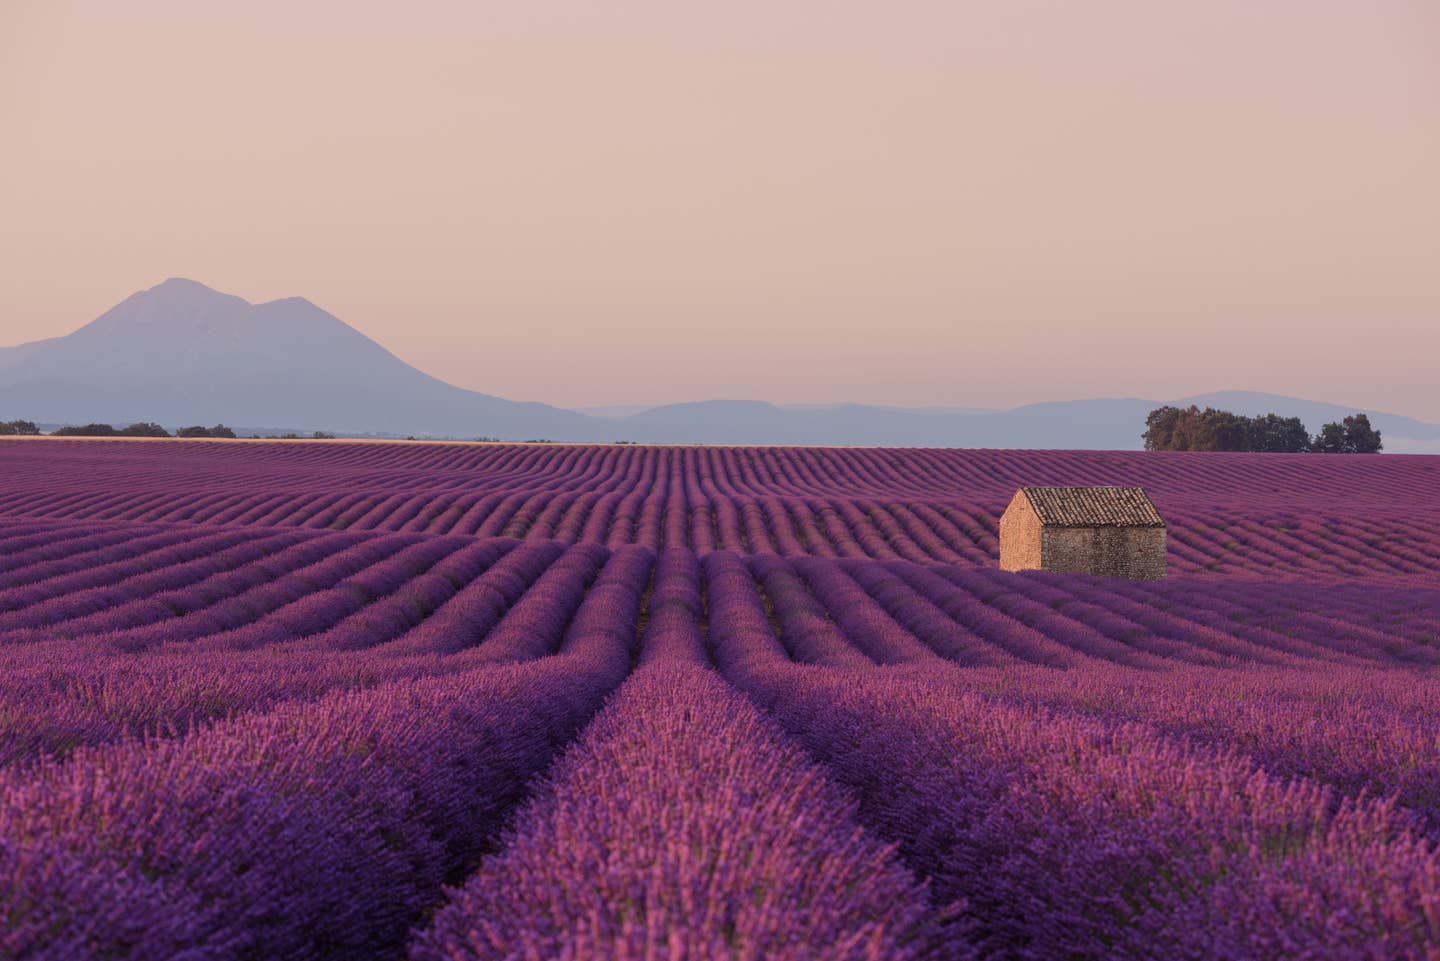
[1020,486,1166,528]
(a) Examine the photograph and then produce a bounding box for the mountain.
[608,398,1157,448]
[0,278,603,440]
[5,279,1436,450]
[606,396,1440,451]
[572,405,659,420]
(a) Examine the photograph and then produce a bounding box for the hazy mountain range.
[4,278,1437,451]
[0,279,596,441]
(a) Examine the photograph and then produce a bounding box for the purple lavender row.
[934,567,1168,666]
[703,555,1440,960]
[459,541,612,662]
[1096,573,1391,662]
[4,442,1440,568]
[0,640,460,769]
[836,559,1018,666]
[963,569,1236,665]
[745,554,1440,672]
[547,544,654,659]
[733,672,1440,959]
[964,662,1440,841]
[7,438,1439,510]
[25,527,1428,677]
[0,527,312,632]
[289,537,518,651]
[746,553,872,667]
[3,485,1434,577]
[0,567,638,960]
[789,554,943,664]
[876,560,1086,666]
[1009,571,1304,665]
[408,664,967,961]
[0,524,207,594]
[637,547,707,666]
[157,535,454,649]
[0,530,435,647]
[6,540,1433,775]
[0,518,111,557]
[0,521,262,613]
[181,534,475,651]
[1063,571,1440,664]
[376,539,568,654]
[937,563,1439,667]
[0,541,600,767]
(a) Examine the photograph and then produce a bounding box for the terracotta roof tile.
[1020,486,1166,528]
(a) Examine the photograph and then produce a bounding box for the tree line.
[1,421,383,441]
[1144,406,1382,453]
[47,422,239,438]
[0,420,263,439]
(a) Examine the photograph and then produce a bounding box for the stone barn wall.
[1041,526,1167,580]
[999,494,1043,572]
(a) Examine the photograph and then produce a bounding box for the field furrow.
[2,438,1438,960]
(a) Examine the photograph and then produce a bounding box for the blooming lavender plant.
[409,665,970,961]
[0,439,1438,959]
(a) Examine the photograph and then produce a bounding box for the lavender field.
[2,438,1439,960]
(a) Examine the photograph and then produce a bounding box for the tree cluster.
[3,419,347,440]
[52,423,121,437]
[1144,406,1382,453]
[53,422,171,438]
[176,424,237,438]
[46,422,241,439]
[1312,415,1385,454]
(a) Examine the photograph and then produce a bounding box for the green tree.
[1312,421,1346,453]
[1343,413,1383,453]
[0,420,40,436]
[1194,408,1250,451]
[1247,413,1311,452]
[1167,406,1207,450]
[119,422,171,438]
[1315,413,1383,453]
[177,425,211,438]
[52,423,119,437]
[1142,406,1185,450]
[209,424,237,439]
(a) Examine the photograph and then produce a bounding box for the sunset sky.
[3,1,1438,416]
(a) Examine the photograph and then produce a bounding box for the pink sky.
[2,1,1438,416]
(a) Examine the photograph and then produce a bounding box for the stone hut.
[999,486,1167,579]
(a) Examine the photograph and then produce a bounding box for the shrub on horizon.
[51,423,119,437]
[0,419,40,436]
[119,422,171,438]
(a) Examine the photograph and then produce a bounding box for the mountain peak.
[0,278,598,439]
[156,276,215,290]
[257,294,319,310]
[145,276,243,299]
[120,278,254,316]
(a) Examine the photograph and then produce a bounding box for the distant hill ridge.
[0,278,602,440]
[3,279,1437,451]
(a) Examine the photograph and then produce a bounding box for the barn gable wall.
[999,493,1042,572]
